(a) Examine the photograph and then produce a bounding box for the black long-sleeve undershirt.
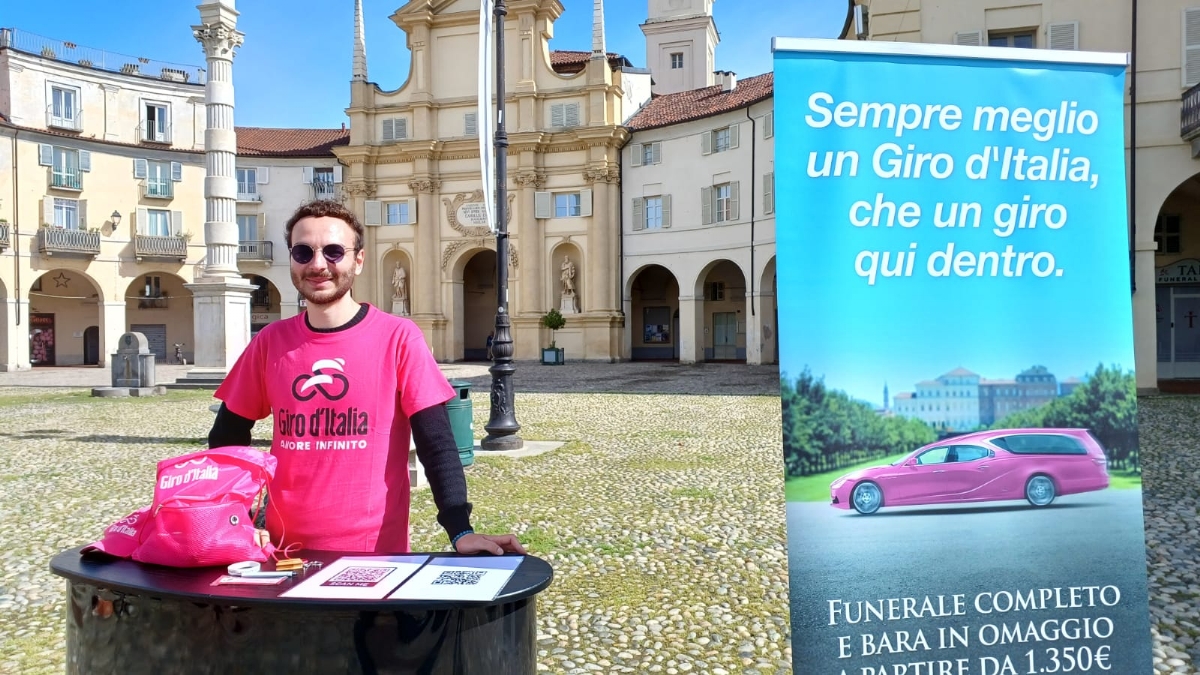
[207,401,474,543]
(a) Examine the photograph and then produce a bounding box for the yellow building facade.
[0,29,209,369]
[335,0,652,362]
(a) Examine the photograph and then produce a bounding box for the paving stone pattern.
[0,366,1195,674]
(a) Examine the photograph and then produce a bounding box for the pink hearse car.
[829,428,1110,515]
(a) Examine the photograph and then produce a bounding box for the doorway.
[712,312,738,361]
[83,326,99,365]
[1157,285,1200,378]
[29,313,55,366]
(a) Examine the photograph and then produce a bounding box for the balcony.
[238,240,273,263]
[1186,82,1200,154]
[38,227,99,257]
[237,185,261,202]
[50,169,82,191]
[0,223,9,252]
[0,28,207,84]
[46,105,82,132]
[138,121,172,145]
[144,180,173,200]
[312,181,341,202]
[136,295,169,310]
[133,234,187,262]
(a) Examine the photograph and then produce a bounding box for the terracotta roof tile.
[549,50,631,74]
[235,127,350,157]
[626,72,773,131]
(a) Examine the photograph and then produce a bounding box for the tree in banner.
[781,369,937,478]
[993,363,1138,471]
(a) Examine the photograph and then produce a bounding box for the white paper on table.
[387,555,523,602]
[279,555,429,600]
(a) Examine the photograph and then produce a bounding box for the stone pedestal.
[560,291,578,315]
[180,280,256,381]
[391,298,409,316]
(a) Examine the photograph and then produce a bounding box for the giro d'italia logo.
[292,358,350,401]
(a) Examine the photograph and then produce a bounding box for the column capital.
[514,171,546,189]
[584,165,619,184]
[192,23,244,60]
[408,178,441,194]
[344,182,377,198]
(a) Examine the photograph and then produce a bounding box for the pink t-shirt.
[214,305,453,553]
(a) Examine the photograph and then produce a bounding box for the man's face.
[288,216,364,307]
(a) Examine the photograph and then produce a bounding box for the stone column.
[745,291,762,365]
[0,295,29,371]
[677,295,703,364]
[409,177,440,316]
[181,0,256,382]
[514,171,544,315]
[192,2,243,280]
[99,301,125,369]
[584,166,618,313]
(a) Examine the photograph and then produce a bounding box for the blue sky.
[3,0,849,128]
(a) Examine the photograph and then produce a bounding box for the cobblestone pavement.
[0,365,1196,674]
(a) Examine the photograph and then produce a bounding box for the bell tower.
[640,0,719,95]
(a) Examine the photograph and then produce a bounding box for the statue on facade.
[560,255,577,314]
[390,262,409,316]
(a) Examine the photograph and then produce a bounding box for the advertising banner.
[771,39,1154,674]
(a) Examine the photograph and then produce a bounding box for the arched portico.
[124,272,194,363]
[1153,174,1200,379]
[689,259,748,363]
[452,247,497,362]
[626,264,681,361]
[27,269,103,366]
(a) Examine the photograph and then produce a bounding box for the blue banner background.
[773,42,1154,675]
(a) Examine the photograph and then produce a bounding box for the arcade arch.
[123,273,194,363]
[1154,175,1200,379]
[627,264,680,361]
[27,269,102,366]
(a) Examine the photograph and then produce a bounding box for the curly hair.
[284,200,364,251]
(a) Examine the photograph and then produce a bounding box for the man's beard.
[293,268,355,307]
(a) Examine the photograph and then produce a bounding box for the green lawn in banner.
[784,458,1142,502]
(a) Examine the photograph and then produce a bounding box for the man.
[207,200,524,557]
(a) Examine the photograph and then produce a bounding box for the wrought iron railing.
[1183,81,1200,141]
[144,180,173,199]
[313,181,340,201]
[46,104,82,131]
[51,169,82,190]
[238,240,273,262]
[138,121,172,144]
[37,227,99,256]
[0,223,9,251]
[0,28,206,84]
[134,234,187,260]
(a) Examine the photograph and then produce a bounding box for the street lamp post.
[481,0,523,451]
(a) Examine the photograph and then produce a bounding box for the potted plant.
[540,308,566,365]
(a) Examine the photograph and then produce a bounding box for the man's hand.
[454,532,527,555]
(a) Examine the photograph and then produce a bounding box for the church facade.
[333,0,654,362]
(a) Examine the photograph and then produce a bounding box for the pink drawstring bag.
[83,447,279,568]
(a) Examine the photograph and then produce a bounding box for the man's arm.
[410,403,474,542]
[208,403,256,448]
[411,404,525,555]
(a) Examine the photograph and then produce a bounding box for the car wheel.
[851,482,882,515]
[1025,475,1056,507]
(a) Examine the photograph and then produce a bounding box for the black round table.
[50,546,553,675]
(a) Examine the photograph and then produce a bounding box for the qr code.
[321,566,396,588]
[431,570,485,586]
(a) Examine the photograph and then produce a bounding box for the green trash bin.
[446,379,475,466]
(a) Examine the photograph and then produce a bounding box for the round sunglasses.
[289,243,357,265]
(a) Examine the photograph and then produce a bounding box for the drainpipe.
[745,106,756,317]
[10,131,18,327]
[1129,0,1137,293]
